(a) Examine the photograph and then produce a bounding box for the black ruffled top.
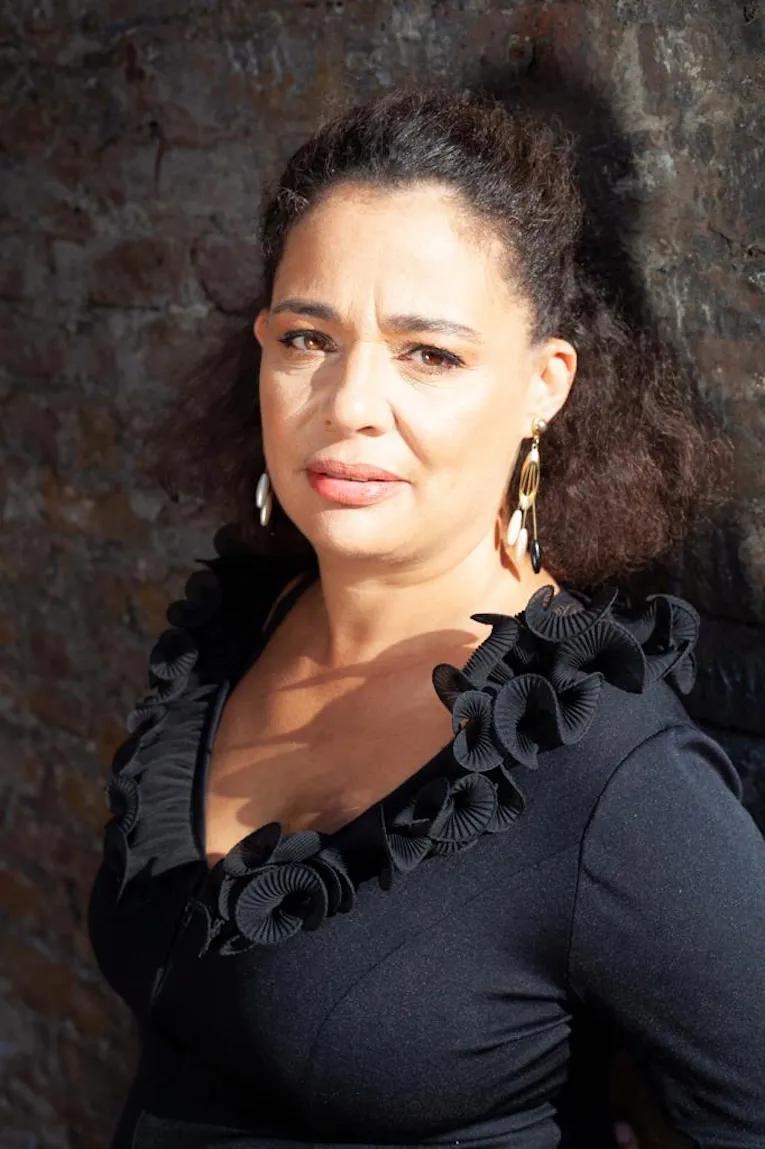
[90,525,765,1149]
[99,524,700,958]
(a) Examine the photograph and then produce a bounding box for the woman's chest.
[202,659,457,865]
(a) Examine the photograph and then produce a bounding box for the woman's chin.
[298,518,411,561]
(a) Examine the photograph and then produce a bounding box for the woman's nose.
[323,340,394,432]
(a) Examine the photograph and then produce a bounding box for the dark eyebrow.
[270,297,483,344]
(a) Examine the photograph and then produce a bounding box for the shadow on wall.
[465,60,764,833]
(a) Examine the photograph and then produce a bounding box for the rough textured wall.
[1,1,762,1145]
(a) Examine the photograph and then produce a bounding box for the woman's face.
[253,182,575,570]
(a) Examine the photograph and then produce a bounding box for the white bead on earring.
[255,470,273,527]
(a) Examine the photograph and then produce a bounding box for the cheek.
[416,412,523,519]
[414,392,519,479]
[259,372,307,442]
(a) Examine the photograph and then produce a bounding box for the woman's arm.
[567,722,765,1148]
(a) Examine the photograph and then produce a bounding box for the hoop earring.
[255,470,273,528]
[505,416,547,573]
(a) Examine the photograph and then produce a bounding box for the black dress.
[87,525,765,1149]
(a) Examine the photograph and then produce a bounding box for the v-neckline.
[193,562,581,878]
[105,537,700,954]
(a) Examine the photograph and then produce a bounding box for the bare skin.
[203,569,480,856]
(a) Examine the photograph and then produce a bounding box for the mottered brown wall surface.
[1,2,763,1145]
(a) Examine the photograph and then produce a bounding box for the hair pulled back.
[149,81,731,588]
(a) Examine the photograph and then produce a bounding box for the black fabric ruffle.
[99,525,699,955]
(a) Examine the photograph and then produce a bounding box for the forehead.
[274,182,525,332]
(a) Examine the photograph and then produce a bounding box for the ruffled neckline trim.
[101,524,699,956]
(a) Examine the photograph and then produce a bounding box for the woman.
[87,84,765,1148]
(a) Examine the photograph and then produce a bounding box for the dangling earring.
[505,416,547,573]
[255,470,273,528]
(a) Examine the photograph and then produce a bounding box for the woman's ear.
[525,337,577,432]
[253,308,270,348]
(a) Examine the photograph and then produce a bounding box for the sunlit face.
[253,181,575,570]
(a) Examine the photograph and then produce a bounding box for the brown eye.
[278,331,328,353]
[407,344,464,371]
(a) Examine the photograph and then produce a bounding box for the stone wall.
[1,1,762,1145]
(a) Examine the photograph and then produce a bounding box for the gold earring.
[505,416,547,573]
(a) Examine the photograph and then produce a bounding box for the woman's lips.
[306,469,405,506]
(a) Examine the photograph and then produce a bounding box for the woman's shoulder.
[434,575,704,779]
[550,581,744,827]
[98,528,315,882]
[157,523,315,681]
[112,523,315,775]
[418,572,744,875]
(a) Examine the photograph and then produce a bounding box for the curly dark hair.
[146,81,732,589]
